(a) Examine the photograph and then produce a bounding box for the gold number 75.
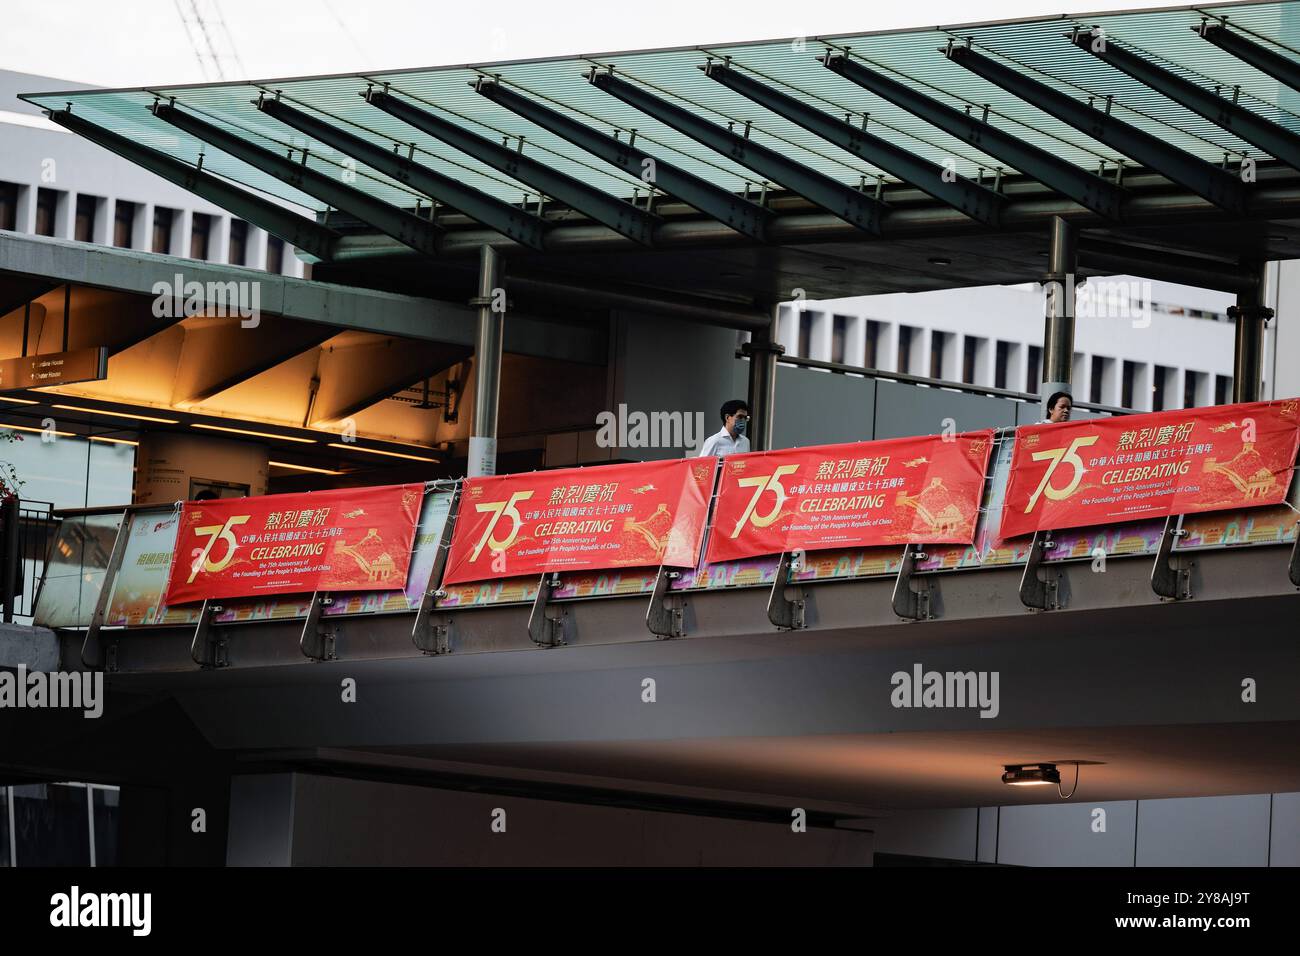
[731,464,799,538]
[470,491,533,561]
[1025,435,1098,512]
[188,515,250,583]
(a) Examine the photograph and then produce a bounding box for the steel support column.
[1042,215,1077,414]
[744,304,784,450]
[1230,261,1273,403]
[469,245,503,477]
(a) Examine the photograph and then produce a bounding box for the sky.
[2,0,1191,88]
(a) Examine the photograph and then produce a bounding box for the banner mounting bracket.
[768,550,808,629]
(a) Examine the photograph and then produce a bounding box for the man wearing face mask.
[697,399,751,457]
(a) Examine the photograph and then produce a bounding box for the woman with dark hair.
[1040,391,1073,424]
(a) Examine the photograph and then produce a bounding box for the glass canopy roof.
[19,1,1300,218]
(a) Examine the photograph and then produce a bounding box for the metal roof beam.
[364,87,660,245]
[1195,22,1300,96]
[821,52,1126,220]
[472,78,773,241]
[45,107,341,262]
[588,68,886,235]
[150,101,442,256]
[703,62,1007,226]
[943,43,1250,215]
[256,95,549,251]
[1069,28,1300,175]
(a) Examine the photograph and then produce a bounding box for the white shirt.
[698,426,750,458]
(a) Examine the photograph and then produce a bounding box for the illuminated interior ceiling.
[19,1,1300,307]
[0,240,609,473]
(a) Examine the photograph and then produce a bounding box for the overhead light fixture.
[326,442,438,462]
[1002,763,1060,787]
[0,422,74,437]
[53,404,179,424]
[0,396,38,405]
[192,423,315,444]
[88,435,139,446]
[269,460,345,475]
[1002,762,1079,798]
[928,256,952,266]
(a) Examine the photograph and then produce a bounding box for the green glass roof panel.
[21,2,1300,221]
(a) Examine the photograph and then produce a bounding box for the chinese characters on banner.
[164,484,424,604]
[442,458,715,585]
[705,432,995,563]
[999,399,1300,539]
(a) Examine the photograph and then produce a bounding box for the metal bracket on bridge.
[412,597,453,656]
[646,565,685,639]
[527,573,567,647]
[1151,515,1193,600]
[892,544,934,621]
[411,484,460,655]
[1019,531,1060,610]
[768,550,808,630]
[189,600,228,668]
[300,591,338,661]
[81,507,134,671]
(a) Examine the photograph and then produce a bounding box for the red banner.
[164,484,424,604]
[442,458,715,584]
[999,399,1300,539]
[705,432,995,563]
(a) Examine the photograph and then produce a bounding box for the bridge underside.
[9,545,1299,833]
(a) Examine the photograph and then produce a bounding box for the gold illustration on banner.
[1202,443,1277,499]
[895,478,971,537]
[333,529,398,582]
[623,503,673,557]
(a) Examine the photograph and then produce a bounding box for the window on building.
[1215,374,1232,405]
[1026,345,1042,394]
[74,194,97,242]
[1090,355,1108,405]
[228,219,248,266]
[0,181,18,231]
[152,207,174,253]
[994,341,1010,390]
[797,313,812,359]
[190,212,211,259]
[1152,364,1174,411]
[864,320,882,369]
[897,325,914,375]
[962,336,986,385]
[35,188,58,236]
[1122,360,1139,408]
[830,315,847,365]
[930,330,951,381]
[113,200,135,248]
[1184,370,1205,409]
[266,236,284,274]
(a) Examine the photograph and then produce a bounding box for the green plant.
[0,430,25,500]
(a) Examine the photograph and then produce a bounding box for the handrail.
[746,349,1134,417]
